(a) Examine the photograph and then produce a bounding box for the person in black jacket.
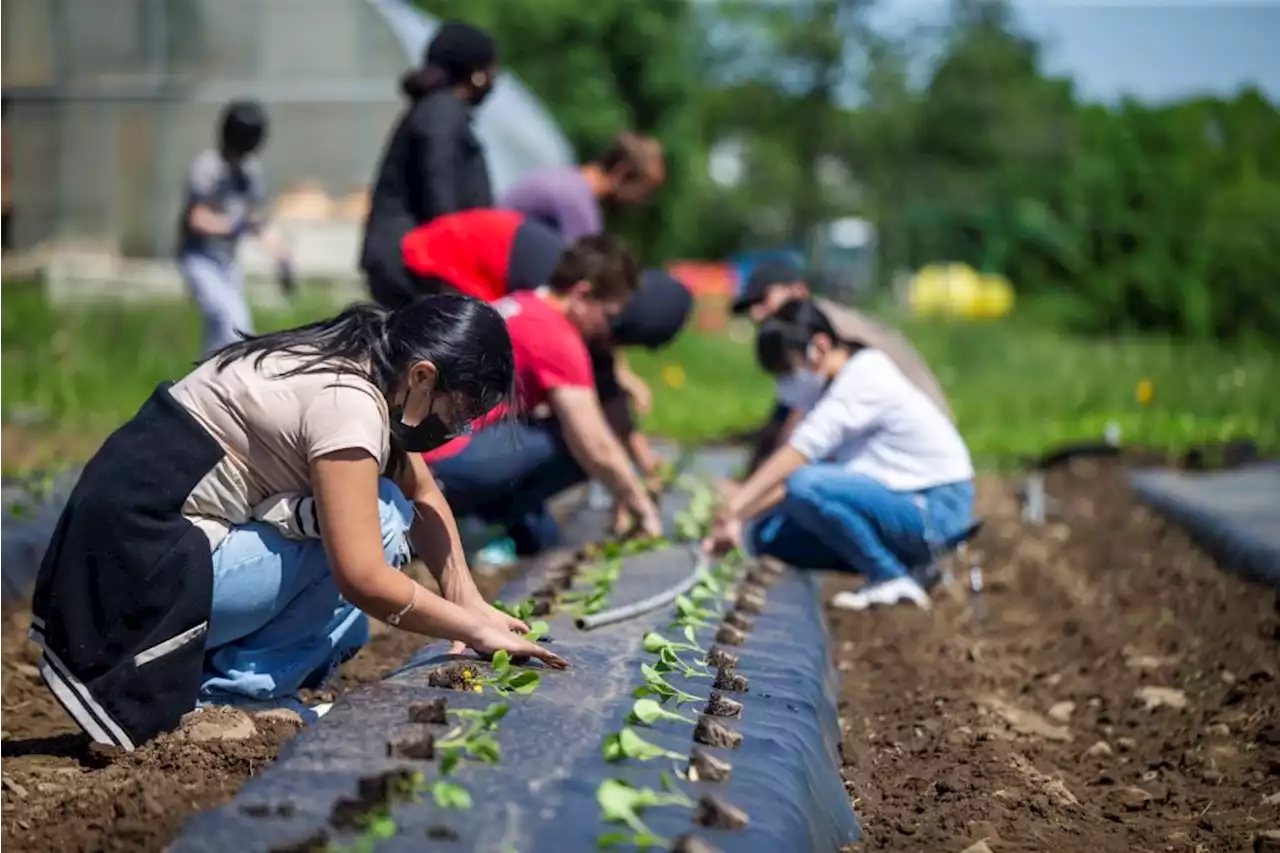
[30,292,565,751]
[361,20,498,308]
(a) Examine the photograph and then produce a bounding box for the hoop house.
[1,0,573,261]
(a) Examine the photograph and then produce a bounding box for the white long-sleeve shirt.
[788,349,973,492]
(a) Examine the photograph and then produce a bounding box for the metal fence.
[2,0,573,264]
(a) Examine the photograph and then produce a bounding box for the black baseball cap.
[507,218,566,292]
[611,268,693,349]
[730,260,805,315]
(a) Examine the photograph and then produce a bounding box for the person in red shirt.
[425,234,663,555]
[369,208,565,307]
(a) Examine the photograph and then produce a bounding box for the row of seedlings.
[593,478,784,852]
[269,622,550,853]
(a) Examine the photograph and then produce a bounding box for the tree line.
[421,0,1280,341]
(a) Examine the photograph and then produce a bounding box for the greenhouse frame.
[1,0,573,269]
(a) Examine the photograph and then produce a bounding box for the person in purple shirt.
[499,132,665,241]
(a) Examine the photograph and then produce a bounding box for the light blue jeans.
[745,465,974,584]
[201,479,413,705]
[180,253,253,357]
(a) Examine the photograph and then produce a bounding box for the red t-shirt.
[400,209,521,302]
[422,291,595,463]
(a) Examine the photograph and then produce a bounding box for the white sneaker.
[830,576,931,612]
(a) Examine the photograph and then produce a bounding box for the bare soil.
[0,566,508,853]
[831,459,1280,852]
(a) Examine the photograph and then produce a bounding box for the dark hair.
[548,233,639,302]
[211,292,515,473]
[219,100,268,155]
[594,132,663,183]
[755,298,858,376]
[402,20,496,99]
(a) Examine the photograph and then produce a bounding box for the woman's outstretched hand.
[453,623,569,670]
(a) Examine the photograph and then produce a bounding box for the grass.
[3,279,1276,473]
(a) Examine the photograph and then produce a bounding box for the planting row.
[172,469,857,852]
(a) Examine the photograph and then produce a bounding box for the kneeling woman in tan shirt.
[30,291,566,750]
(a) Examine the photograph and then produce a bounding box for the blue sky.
[875,1,1280,102]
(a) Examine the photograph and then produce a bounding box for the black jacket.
[361,91,493,307]
[31,384,224,749]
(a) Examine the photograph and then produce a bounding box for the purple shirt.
[499,167,603,242]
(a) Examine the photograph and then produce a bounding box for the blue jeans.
[201,479,413,705]
[180,253,252,357]
[746,465,974,584]
[430,420,586,555]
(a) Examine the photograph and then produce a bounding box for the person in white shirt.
[704,299,975,611]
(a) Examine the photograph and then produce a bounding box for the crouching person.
[426,235,663,558]
[703,299,974,611]
[30,293,565,750]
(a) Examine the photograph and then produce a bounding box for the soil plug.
[357,769,419,806]
[687,748,733,783]
[723,611,753,632]
[428,664,482,692]
[715,624,745,646]
[704,692,743,719]
[693,793,749,830]
[387,731,435,760]
[734,587,766,615]
[705,647,739,669]
[426,824,461,841]
[713,667,749,693]
[531,598,553,617]
[669,835,724,853]
[694,716,743,750]
[269,831,330,853]
[407,698,448,725]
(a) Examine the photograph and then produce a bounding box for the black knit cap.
[507,219,566,293]
[424,21,497,84]
[611,269,694,349]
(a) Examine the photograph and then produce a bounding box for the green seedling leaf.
[430,780,473,810]
[604,727,685,762]
[439,750,461,776]
[639,663,701,705]
[494,599,536,621]
[366,812,398,840]
[491,649,511,673]
[629,698,695,727]
[596,831,632,850]
[522,620,549,642]
[468,733,501,764]
[682,625,701,648]
[503,670,541,695]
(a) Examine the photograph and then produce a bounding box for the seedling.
[562,558,624,616]
[435,701,508,764]
[596,776,695,851]
[670,594,717,630]
[673,476,719,542]
[629,698,695,727]
[653,646,711,680]
[482,650,542,696]
[493,598,537,622]
[522,620,549,642]
[426,779,473,811]
[633,663,702,706]
[643,628,703,656]
[602,726,686,763]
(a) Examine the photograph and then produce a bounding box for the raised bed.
[170,459,859,852]
[1129,461,1280,586]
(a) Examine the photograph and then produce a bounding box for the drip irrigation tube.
[575,545,708,631]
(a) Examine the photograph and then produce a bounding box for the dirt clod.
[705,646,739,669]
[687,747,732,782]
[1047,700,1076,723]
[407,698,449,725]
[713,667,749,693]
[669,834,723,853]
[426,824,461,841]
[1108,786,1154,811]
[1084,740,1113,758]
[694,715,743,750]
[734,587,767,615]
[1255,830,1280,853]
[178,707,257,743]
[1133,685,1189,711]
[692,792,749,830]
[427,663,482,692]
[269,831,330,853]
[704,691,743,718]
[715,624,745,646]
[387,731,435,760]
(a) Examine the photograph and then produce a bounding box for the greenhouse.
[1,0,573,275]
